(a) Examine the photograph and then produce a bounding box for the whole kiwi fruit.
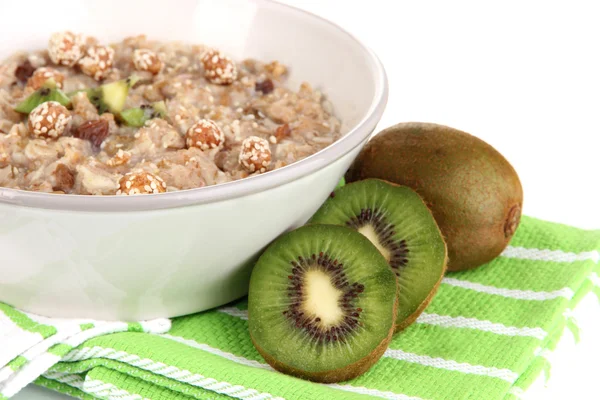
[346,122,523,271]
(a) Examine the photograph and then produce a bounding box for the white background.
[274,1,599,399]
[282,0,600,230]
[16,0,600,399]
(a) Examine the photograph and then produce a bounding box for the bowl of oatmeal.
[0,0,387,320]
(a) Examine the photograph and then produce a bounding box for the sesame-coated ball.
[48,32,84,67]
[239,136,271,173]
[186,119,224,151]
[79,45,115,81]
[116,172,167,195]
[201,49,237,85]
[132,49,163,75]
[27,101,72,139]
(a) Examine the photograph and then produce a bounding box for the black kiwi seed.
[346,208,410,276]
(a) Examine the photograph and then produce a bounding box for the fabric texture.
[0,216,599,400]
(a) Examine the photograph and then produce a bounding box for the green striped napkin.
[3,216,600,400]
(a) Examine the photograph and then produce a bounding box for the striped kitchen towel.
[1,216,599,400]
[0,311,170,399]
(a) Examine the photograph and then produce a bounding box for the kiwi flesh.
[346,122,523,271]
[248,224,397,383]
[310,179,447,331]
[120,101,167,127]
[14,88,71,114]
[85,76,140,114]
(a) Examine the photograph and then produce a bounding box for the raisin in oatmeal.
[0,33,341,195]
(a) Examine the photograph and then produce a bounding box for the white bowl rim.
[0,0,388,212]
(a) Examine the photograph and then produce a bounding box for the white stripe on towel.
[589,272,600,287]
[415,313,547,339]
[383,349,518,383]
[501,246,599,264]
[442,278,574,301]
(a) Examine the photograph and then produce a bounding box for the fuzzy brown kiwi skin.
[250,298,398,383]
[346,122,523,272]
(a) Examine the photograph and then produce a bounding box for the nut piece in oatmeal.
[117,172,167,195]
[265,60,287,79]
[201,49,237,85]
[52,164,75,192]
[186,119,224,151]
[27,67,65,90]
[48,31,84,67]
[27,101,72,139]
[132,49,163,75]
[239,136,272,173]
[106,149,131,167]
[274,123,291,141]
[79,45,115,81]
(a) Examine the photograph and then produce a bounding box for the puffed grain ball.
[116,172,167,195]
[27,67,65,90]
[48,32,84,67]
[239,136,271,173]
[201,49,237,85]
[132,49,163,75]
[27,101,72,139]
[79,45,115,81]
[186,119,224,151]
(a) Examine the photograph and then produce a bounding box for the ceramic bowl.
[0,0,387,320]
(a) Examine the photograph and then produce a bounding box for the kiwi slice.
[14,87,71,114]
[85,76,140,114]
[310,179,447,331]
[248,224,397,383]
[120,101,167,127]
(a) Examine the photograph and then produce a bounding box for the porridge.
[0,33,341,195]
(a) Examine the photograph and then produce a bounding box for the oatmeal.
[0,33,341,195]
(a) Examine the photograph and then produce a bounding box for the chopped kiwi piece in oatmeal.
[84,75,140,114]
[120,101,167,127]
[14,87,71,114]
